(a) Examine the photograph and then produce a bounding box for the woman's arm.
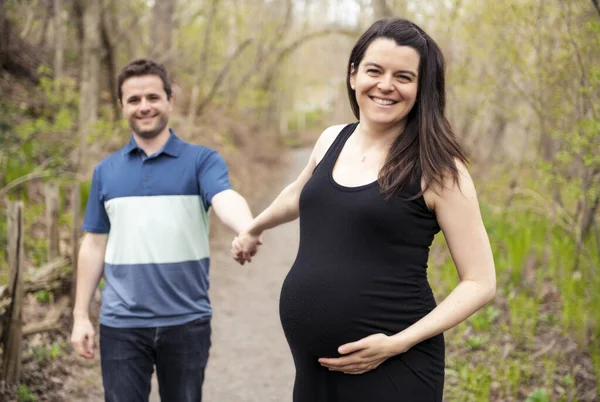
[234,125,343,261]
[319,159,496,374]
[387,159,496,351]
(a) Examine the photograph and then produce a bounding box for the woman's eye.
[366,69,380,75]
[398,75,411,82]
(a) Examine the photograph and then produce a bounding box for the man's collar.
[123,135,138,155]
[122,129,182,158]
[161,129,183,157]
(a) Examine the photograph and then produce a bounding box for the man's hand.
[318,333,400,375]
[231,232,262,264]
[71,318,96,359]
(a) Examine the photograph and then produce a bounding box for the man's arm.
[211,189,254,234]
[71,233,107,359]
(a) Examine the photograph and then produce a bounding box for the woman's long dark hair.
[346,18,467,199]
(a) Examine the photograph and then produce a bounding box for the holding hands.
[231,230,263,265]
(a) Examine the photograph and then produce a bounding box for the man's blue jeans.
[99,317,211,402]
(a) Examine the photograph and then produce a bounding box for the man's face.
[120,75,173,139]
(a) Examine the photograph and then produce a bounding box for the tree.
[150,0,177,65]
[53,0,65,83]
[0,0,44,82]
[77,0,101,169]
[372,0,393,19]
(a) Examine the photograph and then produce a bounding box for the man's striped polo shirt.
[82,130,231,328]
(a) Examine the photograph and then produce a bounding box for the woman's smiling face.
[349,38,420,130]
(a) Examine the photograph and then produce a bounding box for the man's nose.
[139,98,151,112]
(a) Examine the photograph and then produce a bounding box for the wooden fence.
[0,183,80,385]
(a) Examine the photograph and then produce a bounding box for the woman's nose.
[377,75,394,92]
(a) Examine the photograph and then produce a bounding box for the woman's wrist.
[244,222,263,237]
[388,331,416,356]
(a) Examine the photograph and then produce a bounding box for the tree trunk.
[71,183,80,304]
[151,0,177,65]
[100,1,119,119]
[53,0,65,81]
[77,0,102,170]
[372,0,393,20]
[0,0,44,83]
[1,201,25,385]
[37,0,53,48]
[186,0,219,125]
[45,182,60,261]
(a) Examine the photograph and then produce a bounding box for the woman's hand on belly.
[318,333,406,375]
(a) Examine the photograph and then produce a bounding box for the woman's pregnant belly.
[279,258,435,358]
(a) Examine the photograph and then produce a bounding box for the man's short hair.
[117,59,172,102]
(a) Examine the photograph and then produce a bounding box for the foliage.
[1,69,79,197]
[526,389,551,402]
[31,342,63,363]
[432,191,599,400]
[16,385,37,402]
[35,290,51,304]
[0,0,598,400]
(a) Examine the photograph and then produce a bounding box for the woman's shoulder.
[423,157,475,211]
[312,123,351,165]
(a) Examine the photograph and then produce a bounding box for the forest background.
[0,0,598,401]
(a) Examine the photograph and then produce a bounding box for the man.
[71,59,257,401]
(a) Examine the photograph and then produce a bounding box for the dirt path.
[139,147,309,401]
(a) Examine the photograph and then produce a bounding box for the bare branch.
[271,0,293,51]
[23,296,70,337]
[20,0,39,39]
[196,38,253,117]
[199,0,220,73]
[0,160,77,199]
[261,27,360,90]
[562,1,590,116]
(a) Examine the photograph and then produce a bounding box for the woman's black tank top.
[279,122,445,399]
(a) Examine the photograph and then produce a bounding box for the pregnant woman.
[233,18,496,402]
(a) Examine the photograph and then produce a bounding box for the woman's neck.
[355,120,405,151]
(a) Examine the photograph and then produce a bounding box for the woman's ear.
[349,63,356,90]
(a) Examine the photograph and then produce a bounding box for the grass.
[17,385,37,402]
[432,202,599,401]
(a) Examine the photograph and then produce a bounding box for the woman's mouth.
[369,96,398,106]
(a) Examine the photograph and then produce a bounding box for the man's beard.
[130,114,169,139]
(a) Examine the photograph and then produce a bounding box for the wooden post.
[45,182,60,260]
[70,183,80,303]
[1,201,25,385]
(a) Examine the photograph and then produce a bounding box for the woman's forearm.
[247,182,300,235]
[390,280,495,354]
